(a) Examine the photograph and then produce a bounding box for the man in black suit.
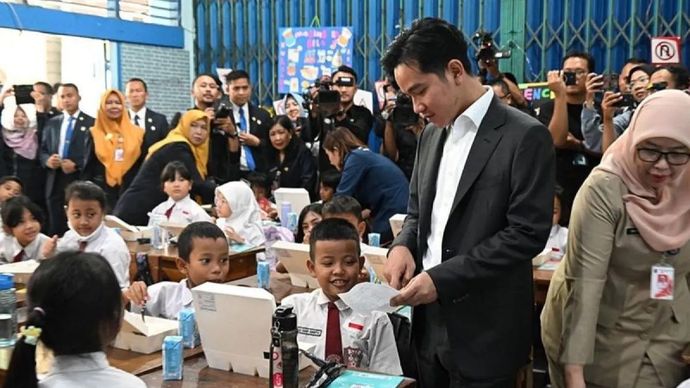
[39,83,94,236]
[125,77,169,150]
[225,70,273,176]
[382,18,555,387]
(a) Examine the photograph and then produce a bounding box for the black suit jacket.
[142,108,169,151]
[243,103,273,172]
[392,97,555,379]
[39,111,95,197]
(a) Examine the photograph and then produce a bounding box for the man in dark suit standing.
[125,77,169,150]
[382,18,555,387]
[39,83,94,236]
[225,70,273,176]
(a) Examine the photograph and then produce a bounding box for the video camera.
[302,76,355,117]
[472,30,512,62]
[390,93,419,128]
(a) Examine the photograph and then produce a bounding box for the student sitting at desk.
[148,161,212,226]
[4,251,146,388]
[48,181,131,291]
[281,219,402,375]
[0,196,56,263]
[125,222,230,320]
[214,181,266,248]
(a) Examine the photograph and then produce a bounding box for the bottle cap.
[0,274,14,291]
[273,305,297,331]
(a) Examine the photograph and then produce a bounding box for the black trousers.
[414,302,517,388]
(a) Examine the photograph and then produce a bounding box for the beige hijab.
[596,89,690,252]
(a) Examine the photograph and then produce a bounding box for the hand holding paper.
[338,283,400,314]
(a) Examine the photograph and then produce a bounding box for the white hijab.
[215,181,266,246]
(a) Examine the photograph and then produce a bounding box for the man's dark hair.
[563,52,595,73]
[126,77,148,92]
[653,65,690,90]
[59,83,80,94]
[322,195,363,222]
[488,78,510,95]
[225,70,250,84]
[0,175,23,189]
[308,218,361,261]
[624,57,647,67]
[193,73,222,88]
[332,65,358,83]
[52,82,62,94]
[381,17,473,80]
[33,82,53,95]
[177,221,227,262]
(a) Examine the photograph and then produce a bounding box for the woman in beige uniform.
[541,89,690,388]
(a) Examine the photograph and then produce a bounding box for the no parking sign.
[651,36,681,64]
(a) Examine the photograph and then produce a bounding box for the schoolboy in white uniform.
[126,221,230,320]
[148,161,211,226]
[52,181,131,289]
[282,218,402,375]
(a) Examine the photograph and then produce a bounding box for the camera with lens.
[390,93,419,128]
[214,102,232,119]
[302,78,352,117]
[472,30,512,62]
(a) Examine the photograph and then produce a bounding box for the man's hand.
[547,70,567,98]
[125,281,149,307]
[47,154,61,169]
[204,107,216,121]
[384,245,416,290]
[390,272,438,307]
[564,364,586,388]
[216,117,237,136]
[584,73,603,103]
[239,132,261,147]
[601,91,622,120]
[61,159,77,174]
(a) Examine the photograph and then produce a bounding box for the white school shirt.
[39,352,145,388]
[422,87,494,270]
[281,289,402,375]
[131,278,193,320]
[58,110,82,158]
[0,233,49,264]
[57,224,131,289]
[148,195,212,226]
[538,224,568,257]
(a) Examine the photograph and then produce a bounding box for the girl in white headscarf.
[214,181,266,247]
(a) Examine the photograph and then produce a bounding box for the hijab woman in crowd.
[114,110,215,226]
[265,115,317,200]
[541,89,690,388]
[83,90,143,211]
[281,93,312,143]
[323,126,408,244]
[0,103,45,208]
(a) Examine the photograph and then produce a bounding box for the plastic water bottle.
[0,274,17,347]
[150,214,168,250]
[269,306,299,388]
[280,202,292,228]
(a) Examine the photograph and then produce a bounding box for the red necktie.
[164,204,175,219]
[325,302,343,363]
[78,241,88,252]
[12,250,24,263]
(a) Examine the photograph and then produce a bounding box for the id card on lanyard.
[114,136,124,162]
[650,249,680,301]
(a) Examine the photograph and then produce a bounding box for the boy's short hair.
[308,218,361,261]
[64,181,106,210]
[225,70,250,84]
[177,221,227,262]
[246,172,271,192]
[160,161,192,186]
[1,195,44,228]
[322,195,363,222]
[0,175,23,189]
[319,171,341,190]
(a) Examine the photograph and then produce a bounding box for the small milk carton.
[162,335,183,380]
[178,308,200,348]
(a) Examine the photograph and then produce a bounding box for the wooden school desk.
[127,242,263,284]
[533,268,554,305]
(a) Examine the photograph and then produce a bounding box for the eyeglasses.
[637,148,690,165]
[630,76,650,87]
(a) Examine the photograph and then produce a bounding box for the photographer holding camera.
[307,66,373,171]
[581,64,652,154]
[379,81,423,180]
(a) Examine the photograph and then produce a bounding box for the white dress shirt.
[148,195,212,226]
[0,233,49,264]
[422,87,494,270]
[282,289,402,375]
[129,107,147,129]
[131,278,193,320]
[538,224,568,257]
[232,102,251,170]
[58,110,81,158]
[39,352,145,388]
[57,224,131,289]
